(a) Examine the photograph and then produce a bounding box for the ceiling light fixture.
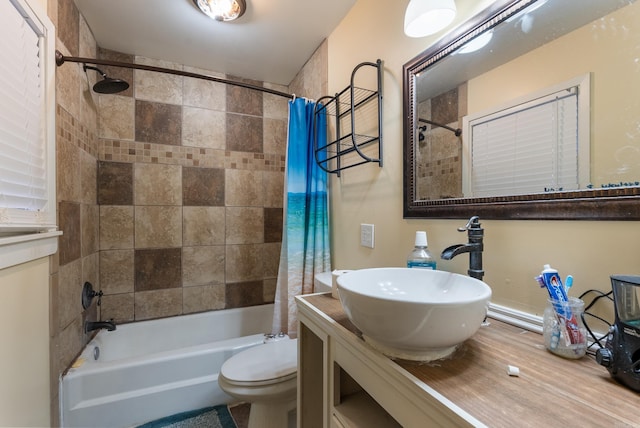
[192,0,246,22]
[404,0,457,38]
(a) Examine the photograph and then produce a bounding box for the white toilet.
[218,338,298,428]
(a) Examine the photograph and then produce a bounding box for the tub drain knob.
[263,332,290,343]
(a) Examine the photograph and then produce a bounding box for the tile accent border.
[99,139,285,171]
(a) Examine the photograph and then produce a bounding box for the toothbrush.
[565,275,573,293]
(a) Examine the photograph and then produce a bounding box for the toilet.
[218,338,298,428]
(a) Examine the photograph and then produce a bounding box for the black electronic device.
[596,275,640,392]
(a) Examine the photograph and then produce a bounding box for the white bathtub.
[60,304,274,428]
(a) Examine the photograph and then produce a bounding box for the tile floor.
[229,403,250,428]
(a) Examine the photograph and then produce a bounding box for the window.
[462,74,590,198]
[0,0,59,269]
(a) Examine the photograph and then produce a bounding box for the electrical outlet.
[360,224,374,248]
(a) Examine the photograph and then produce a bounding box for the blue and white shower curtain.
[272,97,331,337]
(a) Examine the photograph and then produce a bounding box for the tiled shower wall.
[50,0,327,424]
[48,0,327,426]
[94,51,288,321]
[415,85,466,200]
[51,0,100,424]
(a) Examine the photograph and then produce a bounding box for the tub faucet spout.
[85,319,116,333]
[440,216,484,281]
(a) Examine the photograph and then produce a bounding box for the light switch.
[360,224,374,248]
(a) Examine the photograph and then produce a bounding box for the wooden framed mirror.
[403,0,640,219]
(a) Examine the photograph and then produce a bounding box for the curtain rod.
[418,118,461,137]
[55,50,294,100]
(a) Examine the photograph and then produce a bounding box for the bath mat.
[136,405,237,428]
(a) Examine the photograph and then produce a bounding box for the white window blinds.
[0,0,58,269]
[0,0,55,230]
[463,75,590,198]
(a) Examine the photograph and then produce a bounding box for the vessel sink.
[336,267,492,361]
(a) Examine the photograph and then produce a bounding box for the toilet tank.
[313,272,332,293]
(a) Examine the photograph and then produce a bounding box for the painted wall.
[327,0,640,317]
[0,259,50,426]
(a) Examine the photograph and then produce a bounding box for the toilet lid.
[220,338,298,384]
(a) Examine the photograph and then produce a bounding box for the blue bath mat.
[136,405,237,428]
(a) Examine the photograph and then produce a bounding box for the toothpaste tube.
[539,264,584,345]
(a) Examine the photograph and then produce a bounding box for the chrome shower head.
[83,64,130,94]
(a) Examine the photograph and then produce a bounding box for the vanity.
[296,293,639,427]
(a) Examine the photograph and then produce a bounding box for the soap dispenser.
[407,231,436,269]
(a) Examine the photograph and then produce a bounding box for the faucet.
[85,319,116,333]
[441,216,484,281]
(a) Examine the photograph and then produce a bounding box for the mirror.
[403,0,640,219]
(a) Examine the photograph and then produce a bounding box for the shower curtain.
[272,97,331,337]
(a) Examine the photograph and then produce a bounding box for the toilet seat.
[220,338,297,387]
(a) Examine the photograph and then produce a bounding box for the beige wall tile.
[57,259,82,331]
[263,277,277,303]
[98,95,135,140]
[182,106,226,149]
[78,14,98,127]
[78,13,96,61]
[100,206,134,250]
[55,45,82,120]
[56,133,81,203]
[134,57,183,105]
[225,244,265,282]
[100,250,134,294]
[135,206,182,248]
[52,318,83,386]
[288,40,328,102]
[263,118,286,156]
[225,170,263,207]
[225,207,264,244]
[183,284,225,314]
[263,171,284,208]
[182,246,225,287]
[100,293,134,323]
[80,150,97,205]
[183,206,225,246]
[81,204,99,257]
[263,84,289,120]
[262,242,281,279]
[134,163,182,205]
[134,288,183,320]
[81,253,99,295]
[59,201,81,265]
[183,66,226,111]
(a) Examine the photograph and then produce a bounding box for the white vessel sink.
[337,268,492,361]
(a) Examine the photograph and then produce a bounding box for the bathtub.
[60,304,274,428]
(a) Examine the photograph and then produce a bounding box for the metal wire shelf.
[313,60,383,176]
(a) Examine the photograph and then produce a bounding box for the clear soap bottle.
[407,231,436,269]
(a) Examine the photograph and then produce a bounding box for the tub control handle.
[82,282,103,310]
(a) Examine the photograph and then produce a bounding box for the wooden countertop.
[300,293,640,427]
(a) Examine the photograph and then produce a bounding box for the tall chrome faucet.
[440,216,484,281]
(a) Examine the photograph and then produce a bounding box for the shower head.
[83,64,130,94]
